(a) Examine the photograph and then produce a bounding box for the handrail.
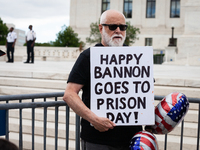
[1,93,199,103]
[0,101,67,109]
[0,92,64,101]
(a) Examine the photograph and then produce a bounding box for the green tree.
[86,21,101,44]
[23,42,54,46]
[86,21,140,46]
[0,18,8,45]
[124,21,140,46]
[54,25,84,47]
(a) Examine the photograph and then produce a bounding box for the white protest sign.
[90,46,154,126]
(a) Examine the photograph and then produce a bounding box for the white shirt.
[6,31,17,43]
[26,30,36,41]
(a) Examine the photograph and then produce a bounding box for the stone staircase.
[0,62,200,150]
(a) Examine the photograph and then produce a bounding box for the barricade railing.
[0,93,199,150]
[0,92,80,150]
[154,96,200,150]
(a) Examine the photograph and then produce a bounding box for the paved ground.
[0,61,200,80]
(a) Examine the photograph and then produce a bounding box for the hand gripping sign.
[90,46,155,126]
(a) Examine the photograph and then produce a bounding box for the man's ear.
[99,24,103,34]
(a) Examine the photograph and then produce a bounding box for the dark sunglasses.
[102,24,128,31]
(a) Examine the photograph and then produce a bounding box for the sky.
[0,0,70,43]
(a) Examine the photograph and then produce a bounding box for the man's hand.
[63,82,116,132]
[91,116,116,132]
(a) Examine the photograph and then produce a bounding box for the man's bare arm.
[63,82,116,132]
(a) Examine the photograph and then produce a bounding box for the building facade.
[70,0,200,64]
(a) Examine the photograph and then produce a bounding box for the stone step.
[9,108,76,125]
[8,120,199,150]
[0,76,66,90]
[169,121,199,138]
[183,109,199,123]
[154,85,200,98]
[9,118,76,140]
[8,107,198,137]
[154,77,200,88]
[0,69,69,80]
[9,114,198,139]
[6,130,199,150]
[8,118,198,149]
[155,134,200,150]
[7,132,76,150]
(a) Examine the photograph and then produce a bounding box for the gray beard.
[102,28,126,47]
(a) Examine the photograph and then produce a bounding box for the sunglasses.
[102,24,128,31]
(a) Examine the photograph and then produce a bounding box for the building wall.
[14,29,26,46]
[178,0,200,58]
[70,0,200,62]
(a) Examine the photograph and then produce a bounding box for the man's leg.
[26,43,31,62]
[10,46,14,62]
[6,44,11,62]
[81,140,129,150]
[81,140,110,150]
[30,44,34,63]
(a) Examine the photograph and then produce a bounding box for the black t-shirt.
[67,43,142,147]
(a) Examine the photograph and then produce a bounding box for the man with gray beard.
[63,9,142,150]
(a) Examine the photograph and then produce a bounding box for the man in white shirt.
[24,25,36,63]
[6,27,17,63]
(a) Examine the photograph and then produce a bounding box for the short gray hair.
[100,11,107,24]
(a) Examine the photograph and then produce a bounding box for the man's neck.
[101,41,107,46]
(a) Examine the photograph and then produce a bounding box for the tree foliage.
[24,42,54,46]
[86,21,140,46]
[53,25,84,47]
[86,21,101,44]
[124,21,140,46]
[0,18,8,45]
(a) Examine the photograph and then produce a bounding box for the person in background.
[0,138,19,150]
[6,27,17,63]
[24,25,36,64]
[63,9,142,150]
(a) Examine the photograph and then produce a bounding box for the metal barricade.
[0,92,80,150]
[0,93,199,150]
